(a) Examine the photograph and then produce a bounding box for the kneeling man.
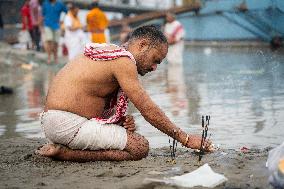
[37,25,211,162]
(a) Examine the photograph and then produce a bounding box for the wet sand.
[0,137,271,189]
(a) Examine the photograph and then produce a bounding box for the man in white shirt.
[64,4,86,60]
[164,13,187,122]
[164,13,185,65]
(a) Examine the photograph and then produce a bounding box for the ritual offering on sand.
[168,130,178,164]
[168,115,214,164]
[198,115,211,163]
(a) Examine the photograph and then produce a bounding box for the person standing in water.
[163,13,185,65]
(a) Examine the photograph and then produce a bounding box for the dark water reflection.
[0,47,283,149]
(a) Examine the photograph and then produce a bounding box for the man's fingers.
[127,127,136,132]
[125,119,134,123]
[125,115,133,122]
[205,144,215,152]
[123,124,135,129]
[123,120,135,125]
[204,140,211,148]
[122,115,135,132]
[204,140,214,152]
[124,125,136,132]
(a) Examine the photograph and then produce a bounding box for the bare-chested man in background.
[37,25,212,162]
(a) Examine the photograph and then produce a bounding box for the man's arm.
[111,58,213,150]
[111,58,191,146]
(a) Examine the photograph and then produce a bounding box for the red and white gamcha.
[84,43,136,124]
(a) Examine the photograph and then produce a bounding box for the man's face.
[135,43,168,76]
[71,8,79,16]
[166,14,175,23]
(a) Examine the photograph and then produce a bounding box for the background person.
[63,4,85,60]
[86,0,109,43]
[163,13,185,65]
[29,0,42,51]
[21,0,33,49]
[42,0,67,64]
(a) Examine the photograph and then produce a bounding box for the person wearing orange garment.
[86,1,109,43]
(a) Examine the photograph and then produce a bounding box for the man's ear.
[138,39,150,52]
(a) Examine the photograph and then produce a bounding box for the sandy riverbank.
[0,137,272,189]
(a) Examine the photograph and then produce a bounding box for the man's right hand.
[185,134,213,152]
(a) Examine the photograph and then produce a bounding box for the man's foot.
[35,144,61,157]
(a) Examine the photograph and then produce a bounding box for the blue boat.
[177,0,284,42]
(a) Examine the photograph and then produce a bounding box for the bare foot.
[35,144,61,157]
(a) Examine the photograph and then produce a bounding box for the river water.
[0,46,283,149]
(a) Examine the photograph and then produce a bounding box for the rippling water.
[135,47,284,149]
[0,46,283,149]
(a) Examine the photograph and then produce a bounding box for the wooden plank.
[109,4,201,27]
[63,0,200,28]
[64,0,156,14]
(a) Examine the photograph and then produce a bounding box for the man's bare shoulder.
[110,56,137,75]
[67,55,103,68]
[66,54,137,80]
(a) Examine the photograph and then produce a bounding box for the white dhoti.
[40,110,127,150]
[64,30,87,60]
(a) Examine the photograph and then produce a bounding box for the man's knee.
[126,132,149,160]
[134,136,149,160]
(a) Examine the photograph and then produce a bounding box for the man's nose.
[152,64,157,71]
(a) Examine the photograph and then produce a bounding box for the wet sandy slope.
[0,137,270,189]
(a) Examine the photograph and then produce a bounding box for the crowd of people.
[20,0,187,65]
[20,0,109,64]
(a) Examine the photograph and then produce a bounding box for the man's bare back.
[46,54,122,119]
